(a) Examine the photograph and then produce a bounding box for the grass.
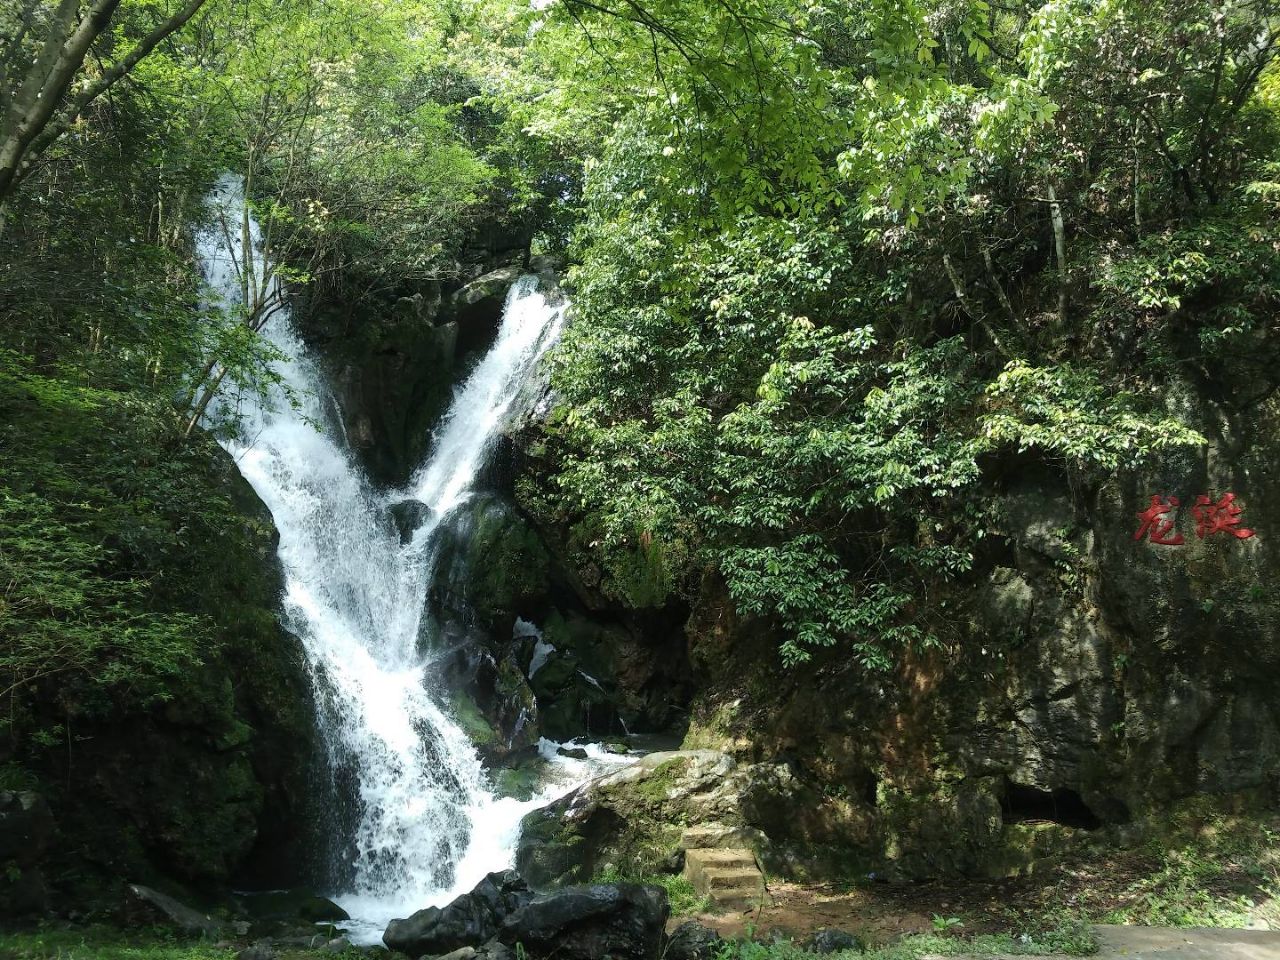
[0,929,359,960]
[710,920,1098,959]
[594,867,714,915]
[0,929,233,960]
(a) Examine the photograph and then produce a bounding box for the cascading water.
[195,176,620,942]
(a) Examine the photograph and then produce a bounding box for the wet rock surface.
[383,871,534,956]
[233,890,350,924]
[496,882,669,960]
[383,876,669,960]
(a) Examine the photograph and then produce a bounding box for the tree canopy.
[2,0,1278,710]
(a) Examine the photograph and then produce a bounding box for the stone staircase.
[681,830,768,913]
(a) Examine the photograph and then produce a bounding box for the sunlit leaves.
[982,361,1204,469]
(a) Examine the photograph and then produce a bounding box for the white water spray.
[196,176,620,942]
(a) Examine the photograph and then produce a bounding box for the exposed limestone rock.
[662,402,1280,883]
[450,266,526,331]
[515,750,814,890]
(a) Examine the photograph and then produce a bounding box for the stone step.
[683,848,758,888]
[683,847,768,912]
[679,824,759,849]
[680,825,729,848]
[685,848,757,870]
[700,867,764,893]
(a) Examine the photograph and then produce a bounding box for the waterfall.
[195,176,606,942]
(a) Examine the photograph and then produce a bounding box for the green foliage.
[594,867,712,915]
[0,927,367,960]
[501,0,1280,673]
[982,362,1203,469]
[1094,213,1280,364]
[1096,813,1280,928]
[0,347,287,779]
[181,0,501,299]
[537,196,1201,666]
[0,488,202,702]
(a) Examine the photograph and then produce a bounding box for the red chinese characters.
[1134,492,1255,545]
[1134,495,1185,545]
[1191,492,1255,540]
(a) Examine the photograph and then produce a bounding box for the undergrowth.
[594,867,713,915]
[0,929,232,960]
[1094,811,1280,928]
[0,929,361,960]
[712,921,1098,959]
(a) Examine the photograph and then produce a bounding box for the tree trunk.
[0,0,210,205]
[184,365,230,439]
[981,245,1016,323]
[1047,182,1068,325]
[944,251,1008,356]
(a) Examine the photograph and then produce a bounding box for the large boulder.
[383,870,533,956]
[497,882,669,960]
[123,883,227,936]
[449,265,525,331]
[233,889,349,923]
[516,751,738,889]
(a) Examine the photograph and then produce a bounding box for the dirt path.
[1091,925,1280,958]
[676,877,1280,956]
[688,879,938,943]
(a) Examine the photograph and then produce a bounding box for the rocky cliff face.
[677,388,1278,880]
[291,243,542,487]
[511,381,1280,884]
[430,497,692,743]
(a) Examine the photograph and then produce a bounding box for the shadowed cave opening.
[1001,783,1105,830]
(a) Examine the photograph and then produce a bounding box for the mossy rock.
[516,752,733,890]
[451,691,501,747]
[430,496,553,631]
